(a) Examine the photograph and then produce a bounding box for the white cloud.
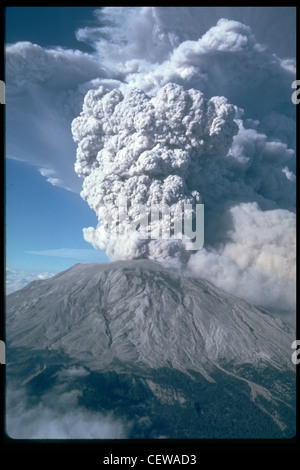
[121,18,295,123]
[6,383,128,439]
[6,268,56,295]
[77,7,296,65]
[26,248,108,262]
[5,41,106,193]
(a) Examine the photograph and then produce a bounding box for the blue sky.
[5,7,109,280]
[5,7,98,51]
[5,158,108,273]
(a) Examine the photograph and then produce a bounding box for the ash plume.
[71,10,295,321]
[72,83,238,262]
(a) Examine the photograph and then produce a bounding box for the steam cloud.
[71,11,296,322]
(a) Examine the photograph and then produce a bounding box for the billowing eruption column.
[72,83,238,262]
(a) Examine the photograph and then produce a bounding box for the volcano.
[5,260,296,439]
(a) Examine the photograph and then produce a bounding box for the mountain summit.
[6,260,296,439]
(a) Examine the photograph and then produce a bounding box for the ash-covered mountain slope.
[7,260,294,374]
[6,260,296,438]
